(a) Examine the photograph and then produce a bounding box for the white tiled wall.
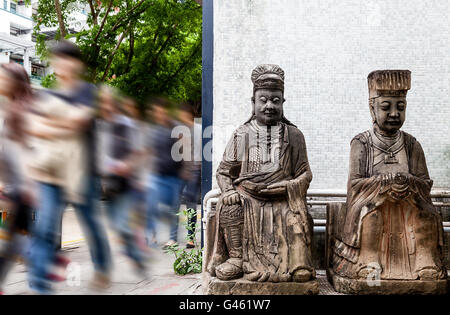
[212,0,450,190]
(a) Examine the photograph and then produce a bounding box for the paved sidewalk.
[2,208,203,295]
[2,207,341,295]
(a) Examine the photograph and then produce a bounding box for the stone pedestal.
[327,269,449,295]
[203,274,319,295]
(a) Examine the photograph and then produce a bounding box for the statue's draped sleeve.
[285,127,313,246]
[216,127,246,193]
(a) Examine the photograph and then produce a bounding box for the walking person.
[27,41,111,294]
[97,87,147,275]
[122,97,149,255]
[0,63,35,294]
[146,97,185,249]
[176,103,202,248]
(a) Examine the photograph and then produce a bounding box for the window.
[3,0,7,10]
[10,2,16,14]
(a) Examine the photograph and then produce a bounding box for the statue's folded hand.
[387,172,411,200]
[261,181,288,195]
[222,190,241,205]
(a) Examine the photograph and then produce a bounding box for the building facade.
[0,0,88,87]
[0,0,40,83]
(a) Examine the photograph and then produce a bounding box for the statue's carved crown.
[251,64,285,92]
[368,70,411,98]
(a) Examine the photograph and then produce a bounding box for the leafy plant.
[164,207,202,275]
[33,0,202,106]
[41,73,57,88]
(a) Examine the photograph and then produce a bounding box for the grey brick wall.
[211,0,450,190]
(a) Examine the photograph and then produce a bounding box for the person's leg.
[0,234,21,289]
[184,169,201,241]
[75,176,111,275]
[146,174,163,245]
[131,187,148,253]
[0,195,21,289]
[166,176,183,243]
[28,183,64,293]
[109,191,145,267]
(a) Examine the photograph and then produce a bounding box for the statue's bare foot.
[292,269,312,282]
[417,267,439,280]
[215,258,243,280]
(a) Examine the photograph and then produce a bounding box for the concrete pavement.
[2,206,340,295]
[2,207,203,295]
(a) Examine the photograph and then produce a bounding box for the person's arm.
[38,105,94,132]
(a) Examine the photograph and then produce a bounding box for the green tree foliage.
[33,0,202,104]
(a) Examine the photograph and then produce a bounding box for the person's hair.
[0,63,33,144]
[98,84,122,112]
[145,96,172,122]
[147,95,171,108]
[50,40,84,62]
[179,101,195,116]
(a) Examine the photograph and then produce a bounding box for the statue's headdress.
[368,70,411,98]
[251,64,285,93]
[246,64,295,126]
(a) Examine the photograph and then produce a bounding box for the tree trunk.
[54,0,67,38]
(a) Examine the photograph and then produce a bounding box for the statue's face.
[371,95,406,134]
[252,89,284,126]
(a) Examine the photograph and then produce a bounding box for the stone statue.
[328,70,447,294]
[204,64,316,291]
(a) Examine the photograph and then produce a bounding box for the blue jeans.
[147,174,183,242]
[182,168,201,239]
[29,183,64,293]
[75,176,111,274]
[104,190,144,265]
[29,177,111,293]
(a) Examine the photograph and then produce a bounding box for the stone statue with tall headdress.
[328,70,447,294]
[204,64,317,294]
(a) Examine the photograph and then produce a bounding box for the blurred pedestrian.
[122,97,149,254]
[0,63,35,294]
[27,41,111,294]
[146,97,184,248]
[177,103,202,248]
[97,87,146,274]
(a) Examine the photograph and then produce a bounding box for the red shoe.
[47,273,65,282]
[54,255,70,268]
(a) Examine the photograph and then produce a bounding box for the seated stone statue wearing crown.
[332,70,446,282]
[205,64,315,283]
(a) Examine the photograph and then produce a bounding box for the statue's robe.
[206,119,314,282]
[333,129,445,279]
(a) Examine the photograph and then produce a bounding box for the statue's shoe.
[292,269,315,282]
[244,271,261,281]
[417,267,441,280]
[215,258,243,281]
[357,263,381,280]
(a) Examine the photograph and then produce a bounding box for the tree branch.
[125,26,135,74]
[149,23,179,70]
[109,0,148,34]
[87,0,98,25]
[101,29,129,82]
[93,0,114,43]
[160,41,201,89]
